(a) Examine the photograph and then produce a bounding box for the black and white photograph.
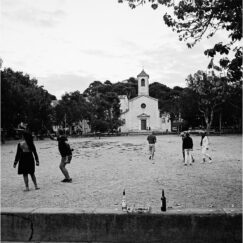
[1,0,242,242]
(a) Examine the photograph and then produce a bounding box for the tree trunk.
[203,108,214,135]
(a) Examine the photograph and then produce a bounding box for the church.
[119,70,171,133]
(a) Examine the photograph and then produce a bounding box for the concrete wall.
[1,207,242,243]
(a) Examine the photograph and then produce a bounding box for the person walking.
[200,131,212,163]
[147,131,157,160]
[50,129,73,182]
[183,132,193,166]
[13,131,40,191]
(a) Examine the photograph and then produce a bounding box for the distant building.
[119,70,171,133]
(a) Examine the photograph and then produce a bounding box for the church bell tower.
[137,70,149,96]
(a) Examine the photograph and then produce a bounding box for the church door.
[141,119,147,130]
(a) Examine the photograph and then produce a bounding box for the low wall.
[1,207,242,243]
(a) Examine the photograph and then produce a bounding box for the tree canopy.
[120,0,242,82]
[1,68,55,133]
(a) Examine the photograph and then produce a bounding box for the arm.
[49,133,57,141]
[32,144,39,165]
[13,144,21,168]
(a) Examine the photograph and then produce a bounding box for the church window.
[141,103,146,109]
[141,79,145,86]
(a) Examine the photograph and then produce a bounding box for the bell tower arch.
[137,70,149,96]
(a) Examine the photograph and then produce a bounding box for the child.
[50,129,73,182]
[13,132,40,191]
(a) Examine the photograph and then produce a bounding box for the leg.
[30,173,40,189]
[23,174,29,191]
[201,148,206,163]
[191,153,195,162]
[188,150,192,165]
[205,151,212,162]
[182,149,185,162]
[151,145,155,159]
[59,157,71,180]
[149,145,152,159]
[184,149,188,165]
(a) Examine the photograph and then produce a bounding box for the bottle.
[161,189,166,212]
[122,189,127,211]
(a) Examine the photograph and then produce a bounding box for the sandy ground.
[1,135,242,212]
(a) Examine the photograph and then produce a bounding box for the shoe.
[184,164,187,166]
[149,156,151,160]
[61,178,69,182]
[66,178,72,183]
[189,163,192,166]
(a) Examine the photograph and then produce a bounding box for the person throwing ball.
[50,129,73,182]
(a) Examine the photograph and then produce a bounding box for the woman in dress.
[13,132,40,191]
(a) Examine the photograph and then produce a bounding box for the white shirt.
[202,136,209,149]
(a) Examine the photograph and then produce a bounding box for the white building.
[119,70,171,133]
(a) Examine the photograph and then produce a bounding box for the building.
[119,70,171,133]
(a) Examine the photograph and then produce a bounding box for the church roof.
[129,95,158,102]
[137,70,149,78]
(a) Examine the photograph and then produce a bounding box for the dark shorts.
[61,155,72,164]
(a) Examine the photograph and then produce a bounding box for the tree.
[84,81,122,133]
[186,70,230,132]
[120,0,242,82]
[180,88,202,129]
[1,68,54,134]
[54,91,90,128]
[112,77,138,99]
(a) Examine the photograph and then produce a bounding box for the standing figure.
[181,132,195,163]
[183,132,193,166]
[147,132,157,160]
[200,131,212,163]
[50,129,73,182]
[13,132,40,191]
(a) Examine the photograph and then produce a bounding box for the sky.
[0,0,229,99]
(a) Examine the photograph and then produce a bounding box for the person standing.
[183,132,193,166]
[50,129,73,182]
[200,131,212,163]
[147,132,157,160]
[181,132,195,163]
[13,132,40,191]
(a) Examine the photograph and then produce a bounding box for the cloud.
[38,73,97,99]
[2,0,66,27]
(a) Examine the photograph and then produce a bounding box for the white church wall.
[127,96,161,131]
[118,70,172,133]
[161,115,171,132]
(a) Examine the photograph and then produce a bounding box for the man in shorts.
[49,129,73,182]
[147,132,157,160]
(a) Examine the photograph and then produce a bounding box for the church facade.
[119,70,171,133]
